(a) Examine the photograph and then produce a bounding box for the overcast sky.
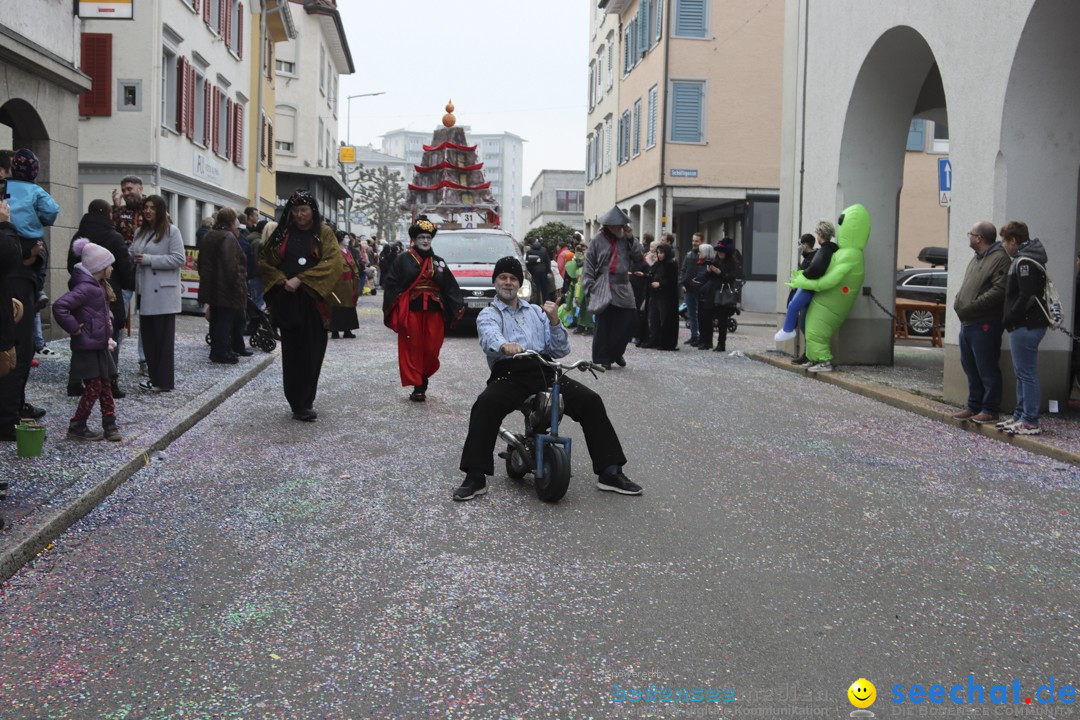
[335,0,588,192]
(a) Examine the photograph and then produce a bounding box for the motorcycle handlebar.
[511,350,605,373]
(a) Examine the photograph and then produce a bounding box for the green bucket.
[15,423,46,458]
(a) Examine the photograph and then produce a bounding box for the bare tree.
[343,165,408,242]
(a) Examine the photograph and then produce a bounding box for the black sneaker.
[453,476,488,501]
[614,356,626,367]
[210,354,239,364]
[20,403,46,420]
[291,408,318,422]
[234,348,254,357]
[597,470,643,495]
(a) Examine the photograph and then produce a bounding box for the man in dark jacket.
[951,220,1010,424]
[0,199,26,443]
[66,199,134,398]
[679,232,703,345]
[526,238,553,302]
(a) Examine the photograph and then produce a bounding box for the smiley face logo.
[848,678,876,708]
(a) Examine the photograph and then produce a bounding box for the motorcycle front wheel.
[505,443,530,480]
[535,445,570,503]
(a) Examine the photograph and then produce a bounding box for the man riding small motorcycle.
[453,256,643,501]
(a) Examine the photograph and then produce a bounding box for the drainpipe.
[796,0,808,234]
[658,0,672,242]
[254,1,267,216]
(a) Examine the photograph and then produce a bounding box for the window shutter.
[234,103,243,166]
[237,3,244,58]
[203,0,211,25]
[79,33,112,117]
[633,100,641,155]
[267,122,274,169]
[656,0,663,41]
[670,82,703,143]
[623,27,630,73]
[212,89,220,153]
[193,0,199,12]
[224,0,232,49]
[185,64,195,139]
[640,0,650,50]
[647,87,657,147]
[225,98,234,158]
[219,0,228,40]
[674,0,706,38]
[176,57,187,134]
[204,82,213,146]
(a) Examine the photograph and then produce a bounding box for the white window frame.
[161,46,178,133]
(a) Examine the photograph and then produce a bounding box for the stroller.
[204,297,279,353]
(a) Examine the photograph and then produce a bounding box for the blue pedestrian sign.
[938,158,952,192]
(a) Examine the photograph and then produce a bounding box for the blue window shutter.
[670,81,703,143]
[633,99,642,155]
[640,0,651,50]
[647,86,657,147]
[675,0,706,38]
[656,0,663,41]
[906,119,926,151]
[623,26,631,72]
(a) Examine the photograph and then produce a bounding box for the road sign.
[339,146,356,164]
[938,158,952,192]
[939,191,951,207]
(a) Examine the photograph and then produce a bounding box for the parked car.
[432,228,532,323]
[895,267,948,336]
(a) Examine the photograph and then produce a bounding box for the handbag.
[0,298,21,378]
[716,282,740,310]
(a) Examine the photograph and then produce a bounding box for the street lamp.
[346,91,386,147]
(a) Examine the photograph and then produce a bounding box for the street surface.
[1,297,1077,719]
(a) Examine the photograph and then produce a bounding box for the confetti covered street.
[0,299,1077,719]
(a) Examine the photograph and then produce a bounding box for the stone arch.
[0,99,51,170]
[836,26,946,364]
[999,0,1080,399]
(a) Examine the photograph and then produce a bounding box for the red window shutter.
[212,89,220,153]
[79,33,113,117]
[186,65,196,140]
[192,0,199,12]
[222,0,230,47]
[233,104,244,166]
[267,123,274,170]
[203,0,211,26]
[225,98,234,159]
[176,57,186,133]
[203,81,212,146]
[260,115,266,162]
[237,3,244,59]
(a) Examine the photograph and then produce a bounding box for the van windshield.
[432,233,518,264]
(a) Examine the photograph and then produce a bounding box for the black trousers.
[0,276,36,436]
[279,293,328,412]
[460,359,627,477]
[209,306,240,359]
[591,305,636,364]
[141,313,177,390]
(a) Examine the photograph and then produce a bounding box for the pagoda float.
[402,101,501,228]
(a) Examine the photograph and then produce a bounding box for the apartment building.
[529,170,585,232]
[0,2,92,298]
[78,0,264,246]
[274,0,353,227]
[595,0,784,311]
[382,127,525,239]
[582,2,621,240]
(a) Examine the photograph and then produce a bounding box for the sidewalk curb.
[0,352,277,584]
[749,351,1080,468]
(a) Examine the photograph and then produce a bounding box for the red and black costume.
[382,219,464,400]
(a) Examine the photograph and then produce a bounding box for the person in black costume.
[645,242,680,350]
[708,239,745,353]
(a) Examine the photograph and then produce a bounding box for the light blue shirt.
[477,296,571,370]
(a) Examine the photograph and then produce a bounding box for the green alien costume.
[788,204,870,364]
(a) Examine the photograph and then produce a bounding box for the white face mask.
[414,234,433,251]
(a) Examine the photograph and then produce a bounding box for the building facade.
[529,170,585,232]
[78,0,260,252]
[274,0,353,227]
[342,144,412,242]
[382,127,525,239]
[596,0,785,311]
[0,2,92,302]
[777,0,1078,404]
[583,2,621,241]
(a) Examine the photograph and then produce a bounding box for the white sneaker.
[774,328,797,342]
[995,418,1020,431]
[807,362,833,372]
[799,359,814,368]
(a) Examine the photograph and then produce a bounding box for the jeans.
[958,321,1003,414]
[1008,325,1046,425]
[782,289,813,333]
[33,312,44,351]
[248,277,265,310]
[684,288,699,340]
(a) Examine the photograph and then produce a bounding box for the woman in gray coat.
[131,194,185,391]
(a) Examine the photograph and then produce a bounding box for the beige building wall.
[898,149,949,269]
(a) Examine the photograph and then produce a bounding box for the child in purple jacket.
[52,238,121,441]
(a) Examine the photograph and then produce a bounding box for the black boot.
[67,419,104,441]
[110,377,126,399]
[102,414,122,442]
[68,381,84,397]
